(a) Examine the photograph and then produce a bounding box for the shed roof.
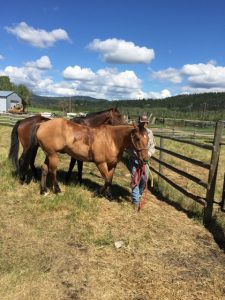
[0,91,15,97]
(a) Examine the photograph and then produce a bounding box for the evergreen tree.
[15,84,32,111]
[0,76,15,91]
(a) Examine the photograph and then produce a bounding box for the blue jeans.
[129,160,149,205]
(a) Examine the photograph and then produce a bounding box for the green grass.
[27,106,64,116]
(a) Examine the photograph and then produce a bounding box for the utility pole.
[70,96,72,112]
[203,102,207,120]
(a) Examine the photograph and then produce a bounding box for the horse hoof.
[54,187,61,194]
[43,191,50,196]
[93,190,101,197]
[106,194,114,201]
[40,189,49,196]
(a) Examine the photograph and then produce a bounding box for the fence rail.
[150,121,224,225]
[0,113,34,126]
[155,145,211,169]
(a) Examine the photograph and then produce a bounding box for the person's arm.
[147,129,156,157]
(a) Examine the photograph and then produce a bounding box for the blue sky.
[0,0,225,100]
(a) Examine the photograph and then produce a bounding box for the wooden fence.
[149,121,224,225]
[0,113,34,126]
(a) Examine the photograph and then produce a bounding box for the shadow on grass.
[205,217,225,252]
[18,167,131,203]
[150,186,225,252]
[57,168,131,202]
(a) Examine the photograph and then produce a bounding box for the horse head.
[108,107,125,125]
[131,125,149,163]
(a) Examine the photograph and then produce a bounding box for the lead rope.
[131,161,154,211]
[139,162,154,210]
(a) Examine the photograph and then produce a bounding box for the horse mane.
[72,107,120,123]
[84,107,118,117]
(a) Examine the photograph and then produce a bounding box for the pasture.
[0,125,225,300]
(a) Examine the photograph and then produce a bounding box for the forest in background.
[31,92,225,121]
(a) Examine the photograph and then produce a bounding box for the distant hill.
[32,92,225,110]
[31,92,225,121]
[32,94,106,102]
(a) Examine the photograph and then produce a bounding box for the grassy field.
[0,125,225,300]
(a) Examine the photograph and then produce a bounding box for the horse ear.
[132,121,137,129]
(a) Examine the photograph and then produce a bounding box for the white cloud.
[25,56,52,70]
[142,89,171,99]
[43,82,77,97]
[88,38,155,64]
[0,54,4,60]
[95,68,141,88]
[0,56,54,94]
[5,22,71,48]
[1,65,43,87]
[151,67,182,83]
[181,63,225,88]
[150,62,225,94]
[0,57,171,99]
[63,67,141,98]
[63,65,95,80]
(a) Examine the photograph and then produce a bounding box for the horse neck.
[112,125,133,149]
[85,113,109,126]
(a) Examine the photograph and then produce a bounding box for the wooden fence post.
[158,137,164,186]
[204,121,224,225]
[221,173,225,212]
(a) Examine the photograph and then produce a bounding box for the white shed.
[0,91,22,113]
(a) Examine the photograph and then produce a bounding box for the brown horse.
[8,114,49,181]
[21,118,149,198]
[8,108,124,183]
[66,107,124,183]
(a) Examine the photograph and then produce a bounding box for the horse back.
[36,118,68,151]
[18,114,49,148]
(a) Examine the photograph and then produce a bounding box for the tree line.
[32,92,225,121]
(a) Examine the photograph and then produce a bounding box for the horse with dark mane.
[20,118,149,198]
[8,107,124,183]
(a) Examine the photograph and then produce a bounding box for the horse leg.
[18,151,27,184]
[104,165,116,198]
[30,145,39,181]
[96,162,115,199]
[48,154,61,194]
[66,157,76,183]
[77,160,83,185]
[40,158,49,195]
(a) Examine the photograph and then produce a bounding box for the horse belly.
[67,142,92,161]
[91,140,118,164]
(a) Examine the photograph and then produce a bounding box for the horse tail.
[8,120,21,170]
[19,124,40,175]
